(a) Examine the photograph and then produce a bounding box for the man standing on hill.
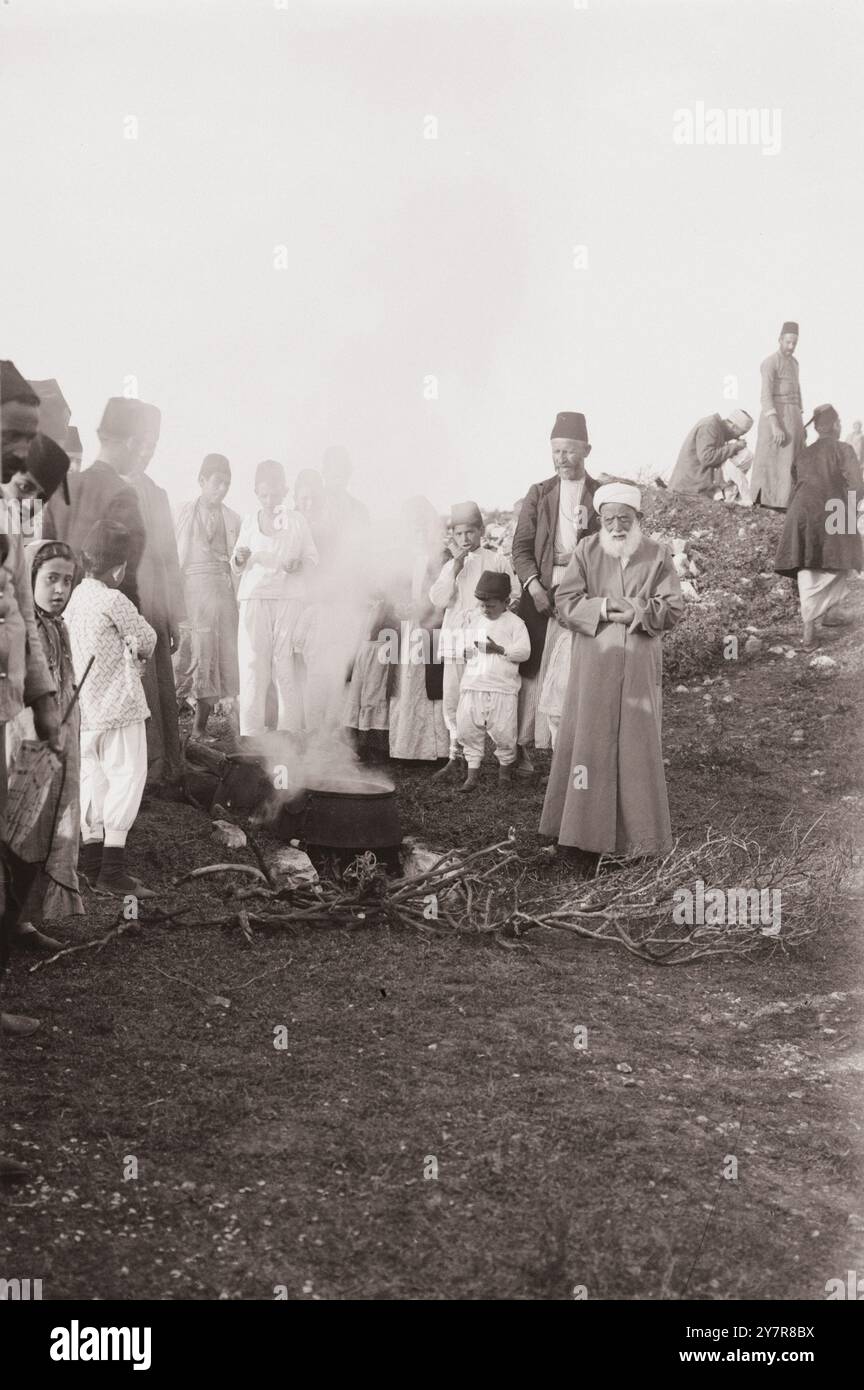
[750,321,805,510]
[844,419,863,465]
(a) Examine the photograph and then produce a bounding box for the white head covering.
[593,483,641,512]
[725,408,753,433]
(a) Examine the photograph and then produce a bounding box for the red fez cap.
[550,411,588,442]
[28,379,71,444]
[0,361,39,407]
[98,397,143,438]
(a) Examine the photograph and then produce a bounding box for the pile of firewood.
[30,816,846,972]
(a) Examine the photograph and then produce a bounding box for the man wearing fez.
[63,425,83,472]
[775,403,864,650]
[512,411,599,762]
[28,377,71,446]
[750,321,805,510]
[668,408,753,498]
[128,402,185,784]
[43,396,147,611]
[0,362,63,1182]
[539,483,684,865]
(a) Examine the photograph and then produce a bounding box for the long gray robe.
[539,534,684,856]
[750,350,804,509]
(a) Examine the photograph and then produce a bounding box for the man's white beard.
[599,521,642,560]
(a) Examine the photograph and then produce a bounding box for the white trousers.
[238,598,303,737]
[720,454,754,506]
[797,569,849,624]
[456,689,518,768]
[80,721,148,848]
[442,660,466,758]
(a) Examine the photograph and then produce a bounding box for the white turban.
[726,408,753,433]
[593,483,641,513]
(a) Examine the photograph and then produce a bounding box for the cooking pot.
[286,782,403,850]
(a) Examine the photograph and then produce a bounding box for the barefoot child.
[455,571,530,792]
[64,521,157,897]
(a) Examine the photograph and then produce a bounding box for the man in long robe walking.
[774,403,864,649]
[539,483,684,860]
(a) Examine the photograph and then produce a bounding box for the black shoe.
[95,847,156,899]
[79,839,103,889]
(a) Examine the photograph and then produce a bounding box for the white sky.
[2,0,862,518]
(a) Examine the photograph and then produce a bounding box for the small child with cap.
[454,571,530,792]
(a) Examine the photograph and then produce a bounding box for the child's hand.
[476,636,504,655]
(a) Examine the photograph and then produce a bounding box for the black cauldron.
[216,754,402,851]
[303,783,402,850]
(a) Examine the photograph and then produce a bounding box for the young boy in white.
[428,500,515,782]
[64,520,157,897]
[455,571,530,792]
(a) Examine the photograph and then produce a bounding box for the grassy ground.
[1,510,863,1301]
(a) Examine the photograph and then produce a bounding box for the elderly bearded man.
[539,483,684,863]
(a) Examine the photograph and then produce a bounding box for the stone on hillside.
[744,636,764,655]
[211,820,247,850]
[674,685,689,694]
[809,654,837,673]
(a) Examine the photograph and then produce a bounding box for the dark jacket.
[511,473,599,674]
[42,460,146,610]
[774,438,864,576]
[669,414,740,496]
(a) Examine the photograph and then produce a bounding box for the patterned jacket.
[64,577,157,731]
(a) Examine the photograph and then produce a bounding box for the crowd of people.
[1,330,863,1181]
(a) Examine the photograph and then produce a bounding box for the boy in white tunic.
[428,500,515,781]
[455,571,530,792]
[64,521,157,897]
